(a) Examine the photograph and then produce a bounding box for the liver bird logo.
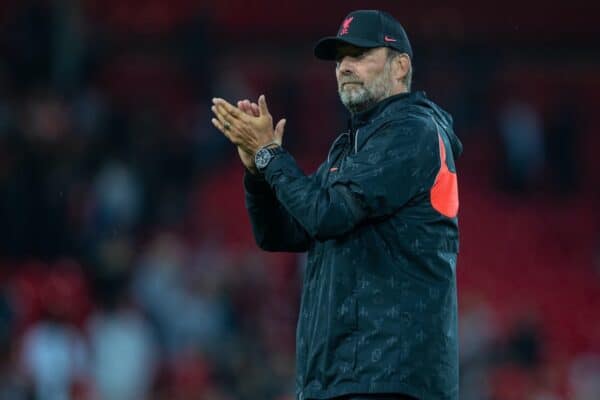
[339,16,354,35]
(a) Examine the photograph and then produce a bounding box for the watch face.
[255,148,271,170]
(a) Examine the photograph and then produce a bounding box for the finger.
[257,95,270,117]
[211,117,225,134]
[213,98,246,121]
[211,118,234,142]
[241,100,257,117]
[214,104,240,128]
[211,105,229,126]
[239,100,258,117]
[211,105,240,136]
[274,118,286,144]
[238,99,249,111]
[246,100,260,117]
[215,103,235,122]
[237,100,249,115]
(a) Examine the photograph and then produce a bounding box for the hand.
[211,95,286,155]
[235,100,260,174]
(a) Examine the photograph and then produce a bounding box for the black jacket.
[244,91,462,400]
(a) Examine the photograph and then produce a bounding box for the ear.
[392,54,411,85]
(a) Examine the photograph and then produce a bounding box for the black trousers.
[331,395,418,400]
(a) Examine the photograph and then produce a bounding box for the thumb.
[258,94,270,117]
[274,118,286,143]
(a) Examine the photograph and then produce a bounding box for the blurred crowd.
[0,1,599,399]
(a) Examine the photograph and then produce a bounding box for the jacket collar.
[349,91,426,128]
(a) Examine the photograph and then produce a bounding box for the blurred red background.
[0,1,599,399]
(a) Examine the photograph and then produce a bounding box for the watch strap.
[256,145,284,172]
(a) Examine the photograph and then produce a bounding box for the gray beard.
[338,63,394,114]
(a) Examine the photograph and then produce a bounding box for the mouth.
[341,82,362,89]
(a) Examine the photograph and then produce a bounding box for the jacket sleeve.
[262,119,440,241]
[244,170,312,252]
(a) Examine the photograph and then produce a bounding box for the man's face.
[335,45,394,114]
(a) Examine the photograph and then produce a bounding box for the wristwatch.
[255,145,284,173]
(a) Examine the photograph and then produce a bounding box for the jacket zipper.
[327,131,349,163]
[338,135,352,171]
[340,128,360,170]
[328,128,360,173]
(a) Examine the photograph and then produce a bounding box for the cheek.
[361,64,383,85]
[335,69,342,84]
[354,64,373,81]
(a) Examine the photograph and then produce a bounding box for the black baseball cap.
[314,10,413,60]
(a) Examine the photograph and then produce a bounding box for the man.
[211,9,462,400]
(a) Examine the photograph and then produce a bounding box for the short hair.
[387,48,413,91]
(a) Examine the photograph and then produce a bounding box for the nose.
[337,56,355,75]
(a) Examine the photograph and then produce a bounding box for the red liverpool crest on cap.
[339,16,354,35]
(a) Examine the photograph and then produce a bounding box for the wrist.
[254,141,281,156]
[254,144,285,173]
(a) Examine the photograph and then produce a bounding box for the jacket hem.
[298,381,457,400]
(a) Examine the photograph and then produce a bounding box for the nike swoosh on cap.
[384,35,397,42]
